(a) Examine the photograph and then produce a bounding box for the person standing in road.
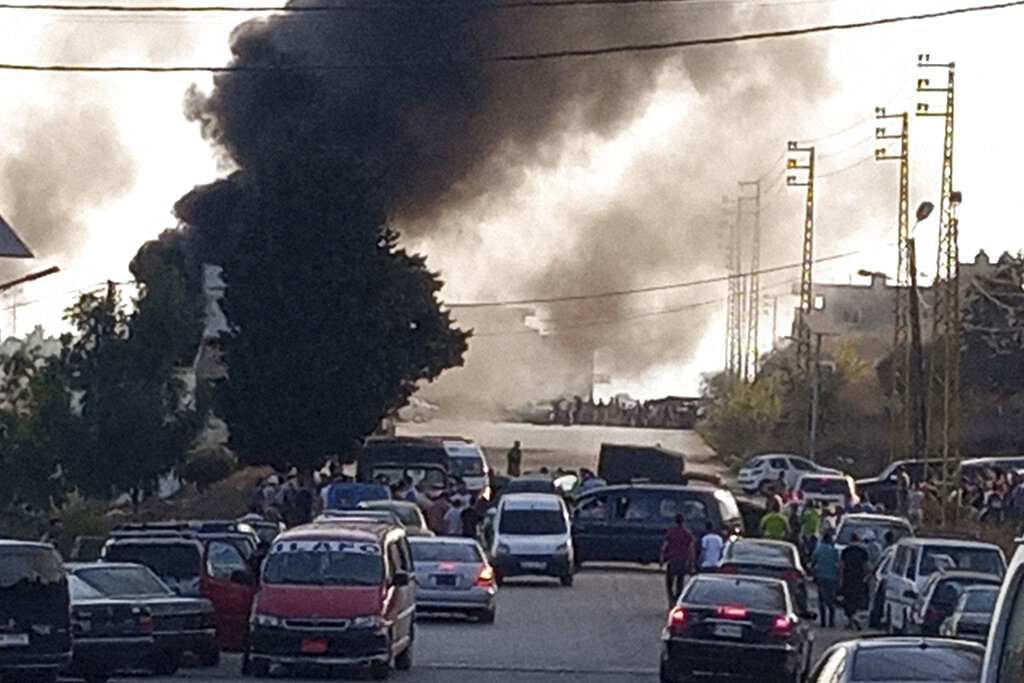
[799,501,821,560]
[839,532,870,630]
[698,522,724,572]
[506,441,523,477]
[811,531,840,628]
[759,502,790,540]
[444,497,465,536]
[661,515,694,605]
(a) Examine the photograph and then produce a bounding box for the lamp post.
[908,201,934,461]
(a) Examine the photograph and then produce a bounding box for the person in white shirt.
[699,521,724,571]
[444,497,465,536]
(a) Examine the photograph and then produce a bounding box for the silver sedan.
[409,536,497,623]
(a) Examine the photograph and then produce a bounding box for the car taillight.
[476,566,495,586]
[667,606,688,633]
[438,562,458,571]
[770,615,792,637]
[782,569,802,582]
[716,605,748,619]
[137,614,154,633]
[718,565,738,574]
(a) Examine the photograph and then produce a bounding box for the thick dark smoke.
[185,1,837,406]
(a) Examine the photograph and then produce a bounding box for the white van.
[443,440,491,499]
[981,539,1024,682]
[882,537,1006,634]
[489,493,574,587]
[793,473,859,510]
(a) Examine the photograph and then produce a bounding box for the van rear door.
[203,540,258,652]
[0,544,72,673]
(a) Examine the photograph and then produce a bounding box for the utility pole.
[875,108,912,464]
[917,54,961,526]
[809,331,824,462]
[907,237,927,462]
[741,180,762,380]
[723,196,744,377]
[786,142,816,373]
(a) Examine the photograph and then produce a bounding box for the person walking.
[444,497,465,536]
[506,441,523,477]
[799,501,820,561]
[811,531,840,628]
[759,502,790,540]
[661,515,694,606]
[698,522,724,572]
[839,532,870,630]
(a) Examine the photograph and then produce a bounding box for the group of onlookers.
[658,516,727,605]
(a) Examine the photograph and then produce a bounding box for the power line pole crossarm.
[740,180,762,380]
[786,142,816,373]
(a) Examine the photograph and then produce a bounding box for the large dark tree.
[962,252,1024,397]
[174,155,468,472]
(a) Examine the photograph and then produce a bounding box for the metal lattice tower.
[875,109,912,463]
[741,180,762,380]
[786,142,816,372]
[917,55,960,524]
[723,196,744,376]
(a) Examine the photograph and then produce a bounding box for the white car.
[396,397,439,423]
[488,493,574,587]
[737,454,839,494]
[793,473,859,511]
[882,537,1006,635]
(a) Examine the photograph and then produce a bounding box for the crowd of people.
[530,396,699,430]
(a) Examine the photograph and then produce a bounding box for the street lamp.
[908,200,935,461]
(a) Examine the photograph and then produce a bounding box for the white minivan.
[488,493,574,587]
[443,440,492,500]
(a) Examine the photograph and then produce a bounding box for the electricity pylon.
[875,108,912,463]
[740,180,762,380]
[723,196,744,377]
[917,54,960,526]
[786,142,816,372]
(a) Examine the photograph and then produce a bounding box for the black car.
[0,541,72,683]
[854,459,941,510]
[660,574,813,683]
[68,562,219,675]
[716,538,812,615]
[572,484,743,566]
[65,574,154,683]
[809,637,984,682]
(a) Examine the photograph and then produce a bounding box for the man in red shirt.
[661,514,695,606]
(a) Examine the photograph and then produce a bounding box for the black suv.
[571,484,743,566]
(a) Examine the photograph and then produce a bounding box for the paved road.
[130,564,862,683]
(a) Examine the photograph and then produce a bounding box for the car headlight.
[350,615,383,630]
[251,613,282,628]
[496,543,511,555]
[554,542,570,556]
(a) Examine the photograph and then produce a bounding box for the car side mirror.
[230,568,257,586]
[393,572,411,587]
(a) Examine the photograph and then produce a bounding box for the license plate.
[0,634,29,647]
[300,638,328,654]
[521,561,546,570]
[434,574,457,586]
[713,624,744,639]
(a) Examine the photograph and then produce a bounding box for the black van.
[0,541,72,683]
[571,484,744,566]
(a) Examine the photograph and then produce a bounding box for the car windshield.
[410,541,482,563]
[68,574,105,600]
[836,520,911,546]
[76,565,173,597]
[850,646,982,681]
[798,477,848,494]
[743,458,764,469]
[725,542,793,565]
[683,578,786,612]
[103,543,201,582]
[449,456,485,477]
[372,467,447,490]
[962,588,998,612]
[920,547,1004,576]
[263,540,384,586]
[499,509,565,535]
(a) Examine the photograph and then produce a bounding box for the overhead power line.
[447,243,893,309]
[0,1,1021,72]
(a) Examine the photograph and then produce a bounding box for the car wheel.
[198,644,221,668]
[152,651,182,676]
[83,672,111,683]
[659,662,687,683]
[560,574,574,587]
[370,662,391,680]
[477,606,496,624]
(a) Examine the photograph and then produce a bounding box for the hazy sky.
[0,0,1022,398]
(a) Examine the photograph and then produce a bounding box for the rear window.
[410,542,482,564]
[920,547,1005,576]
[499,509,566,535]
[449,455,485,477]
[931,578,1000,608]
[0,546,65,588]
[798,477,850,495]
[264,540,383,586]
[504,479,557,495]
[683,577,786,612]
[76,565,173,598]
[725,542,794,566]
[835,520,912,546]
[962,588,998,612]
[103,543,201,581]
[68,575,105,600]
[850,645,981,681]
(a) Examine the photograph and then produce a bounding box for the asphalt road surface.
[108,421,859,683]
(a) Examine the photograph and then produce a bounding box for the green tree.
[174,157,468,473]
[698,372,782,459]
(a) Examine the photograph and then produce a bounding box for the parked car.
[867,546,897,628]
[882,537,1006,634]
[65,573,154,683]
[659,574,814,682]
[101,532,258,652]
[716,538,811,615]
[981,536,1024,682]
[810,637,984,682]
[0,541,72,683]
[854,459,942,511]
[441,440,492,499]
[960,456,1024,483]
[489,493,574,586]
[316,509,405,527]
[793,473,859,510]
[911,570,1003,635]
[357,500,433,537]
[571,484,743,566]
[236,515,284,548]
[940,584,999,642]
[833,513,914,554]
[243,521,415,680]
[408,536,497,622]
[738,454,838,494]
[68,562,218,674]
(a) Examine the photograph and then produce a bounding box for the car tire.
[152,651,182,676]
[477,606,496,624]
[370,662,391,680]
[83,672,111,683]
[659,662,687,683]
[198,644,221,668]
[560,574,574,587]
